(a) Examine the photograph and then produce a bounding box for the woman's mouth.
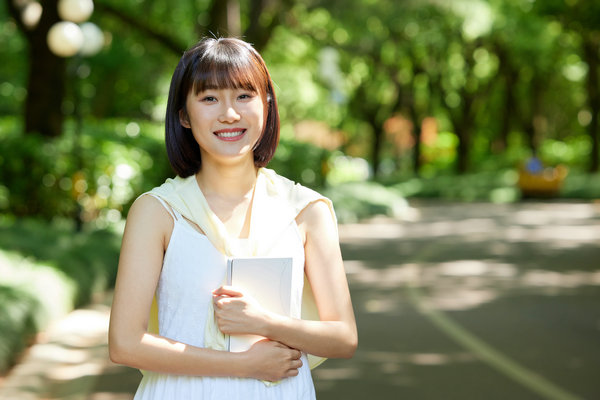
[214,128,246,141]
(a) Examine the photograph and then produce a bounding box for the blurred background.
[1,0,599,399]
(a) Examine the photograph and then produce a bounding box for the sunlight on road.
[334,201,599,400]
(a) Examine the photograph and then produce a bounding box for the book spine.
[226,258,233,286]
[226,257,233,351]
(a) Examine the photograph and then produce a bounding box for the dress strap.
[147,194,181,221]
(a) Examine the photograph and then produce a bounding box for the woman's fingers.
[285,355,303,377]
[246,340,304,381]
[212,285,243,297]
[212,286,244,309]
[291,349,301,360]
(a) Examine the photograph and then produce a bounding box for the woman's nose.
[218,103,241,123]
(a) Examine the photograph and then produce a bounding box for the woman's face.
[181,86,265,167]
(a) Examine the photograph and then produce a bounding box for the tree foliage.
[1,0,599,219]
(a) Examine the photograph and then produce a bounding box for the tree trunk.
[456,124,470,174]
[583,35,600,172]
[408,104,422,176]
[207,0,240,38]
[25,38,66,137]
[452,92,475,174]
[523,77,543,154]
[449,45,478,174]
[370,119,384,179]
[495,44,516,152]
[8,0,66,137]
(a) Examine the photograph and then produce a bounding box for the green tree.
[4,0,296,136]
[534,0,600,172]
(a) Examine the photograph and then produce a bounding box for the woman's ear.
[179,109,191,129]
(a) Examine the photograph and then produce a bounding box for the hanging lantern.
[79,22,104,56]
[22,2,43,29]
[47,21,84,57]
[57,0,94,23]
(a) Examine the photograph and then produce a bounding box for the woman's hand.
[243,339,303,382]
[212,286,272,336]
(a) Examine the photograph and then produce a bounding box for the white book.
[226,257,293,352]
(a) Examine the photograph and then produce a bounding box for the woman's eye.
[238,93,255,100]
[201,96,216,102]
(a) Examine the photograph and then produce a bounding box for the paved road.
[1,201,599,399]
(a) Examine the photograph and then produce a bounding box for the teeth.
[217,130,244,138]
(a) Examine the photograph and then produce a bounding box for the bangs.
[190,51,265,95]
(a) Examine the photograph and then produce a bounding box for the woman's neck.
[195,158,259,237]
[195,158,258,200]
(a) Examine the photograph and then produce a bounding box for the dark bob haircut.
[165,37,280,177]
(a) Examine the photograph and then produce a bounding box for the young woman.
[108,37,357,399]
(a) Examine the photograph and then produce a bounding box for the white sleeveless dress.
[133,197,316,400]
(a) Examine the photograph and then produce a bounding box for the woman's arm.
[214,200,358,359]
[108,195,302,381]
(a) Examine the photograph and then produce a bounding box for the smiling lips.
[214,128,246,141]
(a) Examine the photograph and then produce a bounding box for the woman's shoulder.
[125,194,174,235]
[261,168,333,211]
[130,193,166,214]
[296,199,334,227]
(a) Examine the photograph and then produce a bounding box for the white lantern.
[47,21,84,57]
[22,2,43,29]
[58,0,94,23]
[79,22,104,56]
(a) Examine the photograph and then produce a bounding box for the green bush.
[323,181,411,223]
[0,284,39,373]
[0,216,122,374]
[391,170,521,203]
[560,171,600,199]
[269,137,331,188]
[0,117,334,223]
[0,117,173,223]
[0,250,75,375]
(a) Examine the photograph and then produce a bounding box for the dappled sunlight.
[421,264,600,311]
[343,202,600,313]
[47,362,103,381]
[521,269,600,288]
[364,296,402,314]
[424,288,499,311]
[339,216,498,241]
[510,204,599,224]
[348,256,600,312]
[312,367,361,381]
[504,225,600,245]
[438,260,517,278]
[414,218,499,238]
[345,260,419,288]
[339,222,409,241]
[41,309,110,347]
[342,208,600,248]
[29,343,90,364]
[362,350,476,367]
[89,393,137,400]
[314,349,478,393]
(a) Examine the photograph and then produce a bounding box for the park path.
[1,200,599,399]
